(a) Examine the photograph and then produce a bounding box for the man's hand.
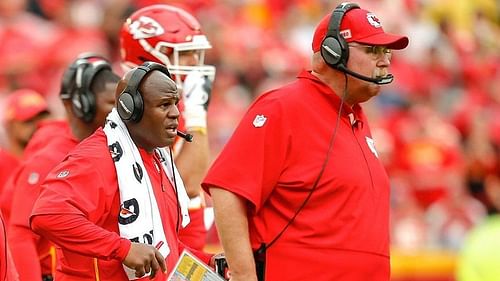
[123,242,166,279]
[182,70,212,129]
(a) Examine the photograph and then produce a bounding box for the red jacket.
[31,129,211,280]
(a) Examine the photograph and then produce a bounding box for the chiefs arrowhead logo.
[128,16,164,39]
[133,162,143,183]
[366,13,382,28]
[106,119,118,129]
[118,198,139,225]
[109,142,123,162]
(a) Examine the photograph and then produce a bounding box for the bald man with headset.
[30,62,215,281]
[202,3,409,281]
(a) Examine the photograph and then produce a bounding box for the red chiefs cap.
[312,7,409,52]
[3,89,49,122]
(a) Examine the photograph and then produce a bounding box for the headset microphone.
[177,130,193,142]
[337,65,394,85]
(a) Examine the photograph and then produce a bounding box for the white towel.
[103,108,190,279]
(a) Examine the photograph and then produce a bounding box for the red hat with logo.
[3,89,49,122]
[312,6,409,52]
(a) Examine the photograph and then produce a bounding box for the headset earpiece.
[78,60,112,122]
[321,36,344,66]
[117,71,144,122]
[117,62,172,123]
[60,54,112,123]
[72,62,92,121]
[320,2,360,69]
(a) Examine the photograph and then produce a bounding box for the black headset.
[320,2,360,69]
[60,53,112,123]
[117,62,172,123]
[320,2,394,84]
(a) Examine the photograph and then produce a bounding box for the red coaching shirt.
[203,70,391,281]
[30,129,211,281]
[9,120,77,280]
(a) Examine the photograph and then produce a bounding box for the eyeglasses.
[348,43,392,59]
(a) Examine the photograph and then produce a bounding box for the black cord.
[169,147,181,233]
[263,74,349,251]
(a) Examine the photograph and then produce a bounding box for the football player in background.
[120,4,215,251]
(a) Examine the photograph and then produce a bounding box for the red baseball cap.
[312,7,409,52]
[4,89,49,122]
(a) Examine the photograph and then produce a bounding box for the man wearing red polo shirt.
[0,89,50,224]
[30,62,214,281]
[203,3,409,281]
[8,54,118,281]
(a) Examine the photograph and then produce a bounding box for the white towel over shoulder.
[103,108,190,280]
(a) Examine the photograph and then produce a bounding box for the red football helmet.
[120,4,215,85]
